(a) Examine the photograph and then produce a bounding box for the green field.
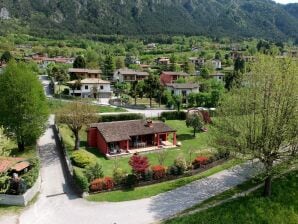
[164,169,298,224]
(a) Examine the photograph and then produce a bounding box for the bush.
[113,168,127,186]
[129,153,150,178]
[168,165,180,176]
[0,172,9,193]
[173,155,187,175]
[22,158,40,189]
[70,149,97,168]
[84,162,104,182]
[100,113,144,122]
[160,111,186,120]
[124,174,138,189]
[89,177,115,192]
[192,156,209,169]
[144,169,153,181]
[152,165,166,180]
[73,167,89,192]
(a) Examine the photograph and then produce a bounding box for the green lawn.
[47,99,127,114]
[59,120,216,176]
[164,169,298,224]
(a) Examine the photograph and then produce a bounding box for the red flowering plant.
[151,165,166,180]
[89,177,114,192]
[192,156,209,169]
[129,153,150,179]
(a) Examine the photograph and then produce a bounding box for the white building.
[210,73,225,82]
[68,78,112,98]
[211,59,222,70]
[113,69,149,82]
[166,83,199,104]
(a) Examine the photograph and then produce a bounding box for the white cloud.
[274,0,298,4]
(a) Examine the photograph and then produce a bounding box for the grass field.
[164,169,298,224]
[47,99,127,114]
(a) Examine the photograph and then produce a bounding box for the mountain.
[284,3,298,19]
[0,0,298,40]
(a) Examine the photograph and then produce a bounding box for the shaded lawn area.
[59,120,215,177]
[47,99,127,114]
[164,169,298,224]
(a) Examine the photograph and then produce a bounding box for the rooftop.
[166,83,199,89]
[116,69,149,76]
[0,157,29,173]
[90,120,176,143]
[161,71,189,76]
[68,68,102,74]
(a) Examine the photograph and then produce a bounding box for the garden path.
[1,116,261,224]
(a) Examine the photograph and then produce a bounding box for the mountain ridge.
[0,0,298,41]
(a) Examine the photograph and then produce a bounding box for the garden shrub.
[124,174,138,189]
[89,177,115,192]
[160,111,186,120]
[129,153,150,178]
[100,113,144,122]
[174,155,187,174]
[0,172,9,193]
[144,169,153,181]
[192,156,209,169]
[71,149,97,168]
[84,162,104,182]
[168,165,180,176]
[113,168,127,185]
[73,167,89,192]
[152,165,166,180]
[22,158,40,189]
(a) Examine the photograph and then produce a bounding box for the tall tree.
[144,74,161,108]
[0,62,49,151]
[115,57,125,69]
[73,55,86,68]
[56,101,98,150]
[102,54,115,80]
[212,56,298,197]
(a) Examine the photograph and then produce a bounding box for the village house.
[68,68,102,79]
[211,59,222,70]
[210,72,225,82]
[67,78,112,98]
[166,83,199,104]
[26,55,75,69]
[113,69,149,83]
[87,120,177,157]
[160,71,189,85]
[189,57,205,67]
[156,57,170,66]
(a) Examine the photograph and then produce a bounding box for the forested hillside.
[0,0,298,41]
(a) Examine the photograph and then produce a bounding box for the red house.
[160,71,189,85]
[87,120,177,157]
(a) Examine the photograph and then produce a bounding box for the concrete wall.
[0,175,41,206]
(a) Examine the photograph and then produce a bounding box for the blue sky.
[274,0,298,4]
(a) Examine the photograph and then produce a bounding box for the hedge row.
[99,113,144,122]
[160,111,187,120]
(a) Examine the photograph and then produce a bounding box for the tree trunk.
[134,96,137,105]
[17,140,25,152]
[74,131,80,150]
[263,175,272,197]
[149,96,152,108]
[193,128,196,137]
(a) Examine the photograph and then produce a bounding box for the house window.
[85,85,89,90]
[182,90,187,96]
[100,85,104,90]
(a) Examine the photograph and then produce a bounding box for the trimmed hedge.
[73,167,89,192]
[100,113,144,122]
[160,111,186,120]
[70,149,97,168]
[22,158,40,189]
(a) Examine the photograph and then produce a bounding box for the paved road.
[1,116,261,224]
[39,75,52,98]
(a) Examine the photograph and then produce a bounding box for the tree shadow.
[177,134,194,141]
